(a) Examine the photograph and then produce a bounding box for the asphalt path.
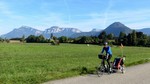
[43,63,150,84]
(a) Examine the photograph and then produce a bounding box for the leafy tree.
[26,35,45,43]
[118,32,127,45]
[136,32,147,46]
[92,36,99,44]
[26,35,36,43]
[131,30,137,46]
[36,35,45,43]
[79,36,87,44]
[107,33,114,40]
[0,37,4,42]
[50,33,53,39]
[136,32,143,39]
[75,36,93,44]
[98,31,107,44]
[119,32,126,39]
[146,36,150,46]
[59,36,68,43]
[21,35,25,42]
[127,33,132,46]
[67,38,74,43]
[85,36,93,43]
[53,36,57,41]
[138,39,147,46]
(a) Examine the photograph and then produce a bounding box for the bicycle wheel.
[97,65,105,77]
[121,65,125,74]
[109,62,113,74]
[107,65,111,74]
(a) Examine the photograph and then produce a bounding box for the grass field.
[0,43,150,84]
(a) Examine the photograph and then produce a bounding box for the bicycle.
[96,54,111,77]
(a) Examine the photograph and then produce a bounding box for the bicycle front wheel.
[97,65,105,77]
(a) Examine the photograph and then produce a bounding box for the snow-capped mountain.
[43,26,82,38]
[70,29,101,38]
[1,26,43,38]
[43,26,64,33]
[43,26,81,34]
[1,26,82,39]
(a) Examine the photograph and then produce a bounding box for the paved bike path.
[43,63,150,84]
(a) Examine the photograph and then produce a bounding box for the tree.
[59,36,68,43]
[136,32,143,39]
[146,36,150,46]
[53,36,57,41]
[119,32,126,39]
[107,33,114,40]
[26,35,36,43]
[135,32,149,46]
[0,37,4,42]
[75,36,93,44]
[37,35,45,43]
[127,33,132,46]
[26,35,45,43]
[98,31,107,44]
[131,30,137,46]
[67,38,74,43]
[50,33,53,39]
[138,39,147,46]
[92,36,99,44]
[118,32,127,45]
[21,35,25,42]
[84,36,93,43]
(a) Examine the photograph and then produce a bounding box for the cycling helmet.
[104,42,108,45]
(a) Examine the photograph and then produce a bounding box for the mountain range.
[1,22,150,39]
[1,26,82,39]
[1,26,43,39]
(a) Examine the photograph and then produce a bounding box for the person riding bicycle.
[100,42,112,72]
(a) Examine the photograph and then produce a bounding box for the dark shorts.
[107,55,112,61]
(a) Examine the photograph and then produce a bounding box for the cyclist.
[100,42,112,72]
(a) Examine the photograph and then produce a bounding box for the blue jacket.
[101,46,112,56]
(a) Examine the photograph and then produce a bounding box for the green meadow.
[0,43,149,84]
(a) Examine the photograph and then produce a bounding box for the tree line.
[1,30,150,47]
[74,30,150,47]
[26,30,150,47]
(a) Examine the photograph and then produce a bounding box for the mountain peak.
[108,22,126,28]
[45,26,63,33]
[104,22,132,36]
[42,26,82,38]
[19,26,34,29]
[50,26,60,29]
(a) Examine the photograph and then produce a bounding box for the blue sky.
[0,0,150,35]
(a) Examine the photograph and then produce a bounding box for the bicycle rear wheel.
[121,65,125,74]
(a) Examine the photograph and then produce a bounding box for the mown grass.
[0,43,149,84]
